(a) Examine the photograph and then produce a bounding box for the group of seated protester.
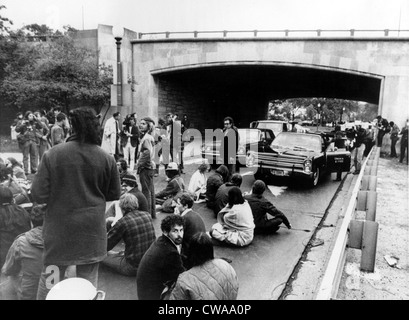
[0,159,32,208]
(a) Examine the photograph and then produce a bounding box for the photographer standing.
[15,111,48,175]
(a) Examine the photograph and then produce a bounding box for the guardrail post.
[384,29,389,36]
[361,221,379,272]
[193,31,198,38]
[360,175,377,191]
[254,30,258,37]
[223,30,227,37]
[317,29,321,36]
[350,29,355,36]
[285,29,289,37]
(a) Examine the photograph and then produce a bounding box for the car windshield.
[256,122,284,134]
[237,129,260,144]
[270,133,322,152]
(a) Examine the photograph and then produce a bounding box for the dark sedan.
[246,131,351,187]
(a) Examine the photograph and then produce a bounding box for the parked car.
[246,131,351,187]
[201,128,275,167]
[250,120,289,137]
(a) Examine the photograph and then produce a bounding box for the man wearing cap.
[136,117,156,219]
[244,180,292,234]
[105,173,149,224]
[155,162,186,213]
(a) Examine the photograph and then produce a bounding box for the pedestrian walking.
[389,121,400,158]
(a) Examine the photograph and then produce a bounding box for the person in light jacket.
[101,112,121,159]
[169,232,239,300]
[210,187,255,247]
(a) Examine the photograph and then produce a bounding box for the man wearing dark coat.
[205,164,230,211]
[244,180,292,234]
[136,215,185,300]
[214,173,242,217]
[31,107,121,300]
[174,192,206,269]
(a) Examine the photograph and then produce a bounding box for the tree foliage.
[0,27,112,114]
[269,97,378,123]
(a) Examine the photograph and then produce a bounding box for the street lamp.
[316,103,321,131]
[113,26,123,107]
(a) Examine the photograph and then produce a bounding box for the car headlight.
[304,159,312,173]
[246,151,257,167]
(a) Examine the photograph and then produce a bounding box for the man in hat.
[244,180,292,234]
[155,162,186,213]
[105,173,149,225]
[136,117,156,219]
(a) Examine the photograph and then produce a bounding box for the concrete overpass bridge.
[87,25,409,130]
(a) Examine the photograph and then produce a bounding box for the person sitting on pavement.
[244,180,292,234]
[0,164,32,208]
[174,192,206,269]
[136,214,186,300]
[169,232,239,300]
[6,157,27,180]
[210,186,255,247]
[105,173,149,226]
[102,193,156,277]
[155,162,186,213]
[187,162,209,202]
[116,158,132,184]
[205,164,230,211]
[213,173,243,218]
[1,203,46,300]
[0,186,31,268]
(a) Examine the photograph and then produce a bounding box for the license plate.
[272,170,284,176]
[334,157,344,163]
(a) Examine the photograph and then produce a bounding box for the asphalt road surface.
[100,161,347,300]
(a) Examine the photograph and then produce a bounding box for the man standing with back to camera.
[31,107,121,300]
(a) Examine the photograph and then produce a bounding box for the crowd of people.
[1,107,294,300]
[1,106,407,300]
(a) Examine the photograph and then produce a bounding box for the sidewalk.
[336,156,409,300]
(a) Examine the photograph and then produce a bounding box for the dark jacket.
[120,125,140,148]
[31,135,121,265]
[205,165,230,209]
[244,193,291,229]
[155,175,185,200]
[0,205,31,268]
[214,182,237,216]
[222,126,239,165]
[106,187,149,218]
[15,119,47,145]
[1,226,44,300]
[181,209,206,269]
[136,235,185,300]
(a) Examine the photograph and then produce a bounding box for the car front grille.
[257,152,305,171]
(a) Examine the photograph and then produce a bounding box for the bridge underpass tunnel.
[156,65,381,132]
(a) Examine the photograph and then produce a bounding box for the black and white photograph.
[0,0,408,307]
